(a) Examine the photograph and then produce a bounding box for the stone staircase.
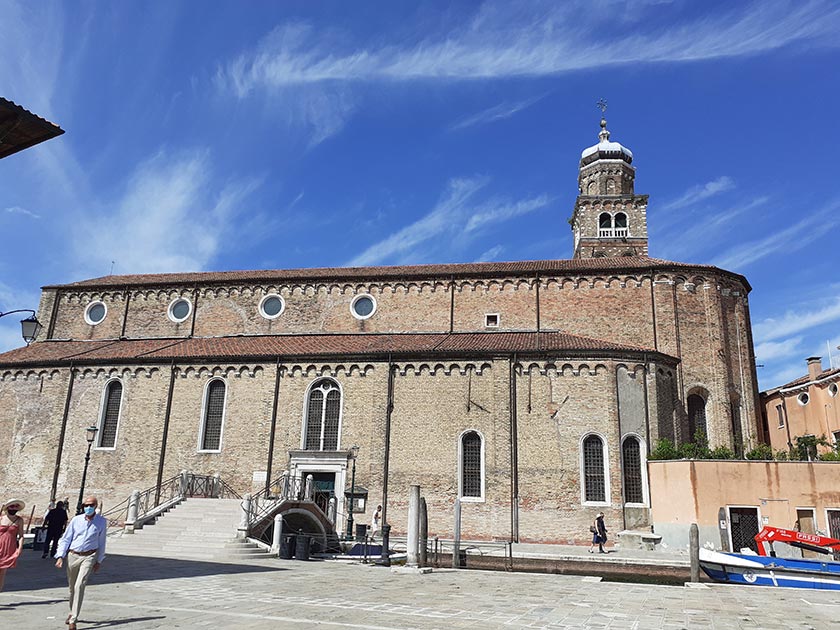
[107,497,270,562]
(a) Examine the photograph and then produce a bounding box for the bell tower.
[570,105,649,259]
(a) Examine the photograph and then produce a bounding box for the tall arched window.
[582,434,607,503]
[622,436,644,504]
[614,212,627,235]
[97,380,122,448]
[200,379,226,451]
[304,379,341,451]
[687,393,707,440]
[460,430,484,500]
[599,212,613,237]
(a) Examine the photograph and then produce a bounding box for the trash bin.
[294,534,311,561]
[355,523,368,541]
[279,534,296,559]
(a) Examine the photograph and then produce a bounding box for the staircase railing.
[102,471,241,533]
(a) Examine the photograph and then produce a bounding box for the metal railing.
[101,471,241,533]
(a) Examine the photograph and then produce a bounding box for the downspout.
[265,357,282,495]
[120,286,131,338]
[189,286,199,338]
[50,362,76,500]
[155,361,178,505]
[781,395,793,454]
[509,353,519,542]
[380,355,395,565]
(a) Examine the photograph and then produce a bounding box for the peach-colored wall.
[761,378,840,455]
[648,460,840,549]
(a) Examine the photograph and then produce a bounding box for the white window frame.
[580,432,611,507]
[84,301,108,326]
[485,313,500,328]
[620,433,649,507]
[259,293,285,320]
[458,429,485,503]
[167,297,193,324]
[300,378,344,451]
[289,455,350,524]
[350,294,377,321]
[197,377,227,453]
[94,378,123,451]
[828,383,838,398]
[776,404,785,429]
[797,392,810,406]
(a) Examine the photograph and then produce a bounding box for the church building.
[0,118,760,543]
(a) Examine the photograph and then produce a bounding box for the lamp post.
[0,309,43,344]
[345,445,360,540]
[75,425,99,515]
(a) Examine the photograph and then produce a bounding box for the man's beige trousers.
[66,553,95,623]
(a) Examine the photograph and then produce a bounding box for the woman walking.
[588,511,608,554]
[0,499,25,591]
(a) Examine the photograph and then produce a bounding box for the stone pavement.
[0,549,837,629]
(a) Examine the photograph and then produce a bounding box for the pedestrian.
[0,499,25,592]
[370,505,382,541]
[55,495,107,630]
[42,500,69,559]
[588,512,608,554]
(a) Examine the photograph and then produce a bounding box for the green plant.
[792,434,832,461]
[709,445,735,459]
[745,443,774,460]
[649,438,679,460]
[774,449,789,461]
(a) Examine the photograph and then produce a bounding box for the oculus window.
[259,294,285,319]
[351,295,376,320]
[85,301,107,326]
[168,297,192,323]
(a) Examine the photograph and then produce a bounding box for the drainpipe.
[265,357,282,495]
[50,362,76,500]
[155,361,178,505]
[781,395,793,454]
[380,355,395,566]
[120,286,131,338]
[509,353,519,542]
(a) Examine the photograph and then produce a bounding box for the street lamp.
[75,425,99,515]
[345,445,360,540]
[0,309,43,344]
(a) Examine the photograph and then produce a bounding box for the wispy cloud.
[216,2,840,94]
[753,296,840,343]
[345,177,550,266]
[476,245,505,262]
[73,150,262,276]
[4,206,41,219]
[659,176,735,212]
[754,336,804,363]
[450,95,545,131]
[713,198,840,270]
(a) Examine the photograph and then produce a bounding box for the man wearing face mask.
[55,495,107,630]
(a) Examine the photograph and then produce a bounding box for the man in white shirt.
[55,495,107,630]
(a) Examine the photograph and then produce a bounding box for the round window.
[351,294,376,320]
[84,301,107,325]
[168,298,192,323]
[259,294,285,319]
[797,392,810,406]
[829,383,838,398]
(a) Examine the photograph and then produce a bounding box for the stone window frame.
[775,404,785,429]
[300,377,344,451]
[350,294,377,321]
[579,432,610,507]
[84,301,108,326]
[258,293,285,320]
[620,433,648,507]
[94,378,123,451]
[167,296,193,324]
[797,392,810,406]
[458,429,485,503]
[828,383,838,398]
[197,377,227,453]
[484,313,500,328]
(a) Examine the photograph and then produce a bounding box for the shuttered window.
[304,379,342,451]
[461,431,482,499]
[622,437,644,504]
[201,380,226,451]
[583,435,606,502]
[98,381,122,448]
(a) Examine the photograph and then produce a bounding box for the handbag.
[589,525,597,533]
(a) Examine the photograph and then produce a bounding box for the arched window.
[582,434,607,503]
[200,379,226,451]
[622,437,644,504]
[687,393,707,440]
[97,380,122,448]
[599,212,613,238]
[304,379,341,451]
[606,178,616,194]
[460,430,484,500]
[614,212,627,235]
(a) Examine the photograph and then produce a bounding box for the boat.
[699,526,840,590]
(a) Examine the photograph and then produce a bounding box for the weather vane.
[596,98,608,116]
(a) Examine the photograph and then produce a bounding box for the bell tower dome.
[570,113,649,259]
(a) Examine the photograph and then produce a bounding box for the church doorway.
[311,472,336,514]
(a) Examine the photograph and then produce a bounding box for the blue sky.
[1,0,839,390]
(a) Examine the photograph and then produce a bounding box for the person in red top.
[0,499,25,592]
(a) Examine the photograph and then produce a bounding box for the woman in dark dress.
[588,511,608,553]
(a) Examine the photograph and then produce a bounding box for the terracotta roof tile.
[0,97,64,160]
[44,257,748,290]
[0,331,667,368]
[774,367,840,391]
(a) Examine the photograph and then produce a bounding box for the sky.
[1,0,839,390]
